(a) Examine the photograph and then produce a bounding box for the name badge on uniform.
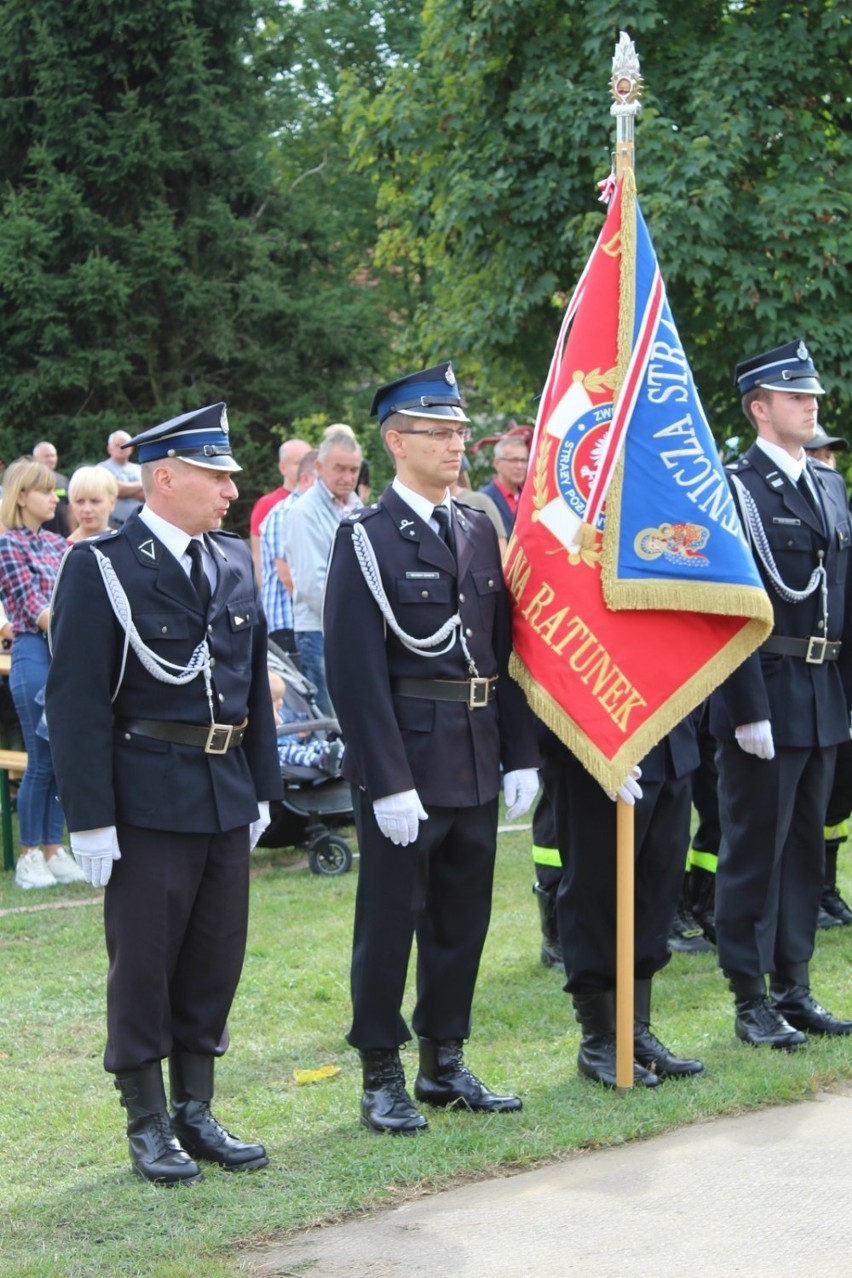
[406,571,441,579]
[773,517,801,526]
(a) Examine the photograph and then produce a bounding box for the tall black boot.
[633,979,703,1078]
[359,1049,428,1134]
[726,970,806,1049]
[168,1052,268,1170]
[688,865,717,946]
[572,990,659,1088]
[414,1038,522,1112]
[533,881,563,969]
[668,874,713,954]
[820,840,852,925]
[115,1065,202,1185]
[769,963,852,1036]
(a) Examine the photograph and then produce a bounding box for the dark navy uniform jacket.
[710,445,852,748]
[46,512,282,834]
[323,486,539,808]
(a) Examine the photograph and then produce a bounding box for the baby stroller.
[257,643,355,876]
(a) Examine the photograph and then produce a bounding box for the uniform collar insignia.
[233,614,246,626]
[138,538,157,560]
[399,518,414,529]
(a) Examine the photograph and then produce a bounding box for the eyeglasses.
[396,426,472,443]
[497,456,529,465]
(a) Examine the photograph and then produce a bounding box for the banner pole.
[609,31,643,1093]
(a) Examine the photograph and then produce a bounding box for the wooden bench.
[0,748,27,872]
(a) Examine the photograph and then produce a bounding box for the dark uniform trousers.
[324,485,540,1054]
[46,513,282,1075]
[710,446,852,980]
[541,717,699,995]
[349,793,499,1050]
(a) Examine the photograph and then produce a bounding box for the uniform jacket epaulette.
[341,503,381,525]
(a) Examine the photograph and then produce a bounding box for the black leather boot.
[533,881,564,969]
[668,875,713,954]
[115,1066,202,1185]
[168,1052,268,1170]
[414,1038,522,1112]
[633,979,704,1078]
[769,963,852,1036]
[726,971,807,1049]
[572,990,659,1088]
[359,1049,428,1134]
[688,865,717,946]
[820,841,852,925]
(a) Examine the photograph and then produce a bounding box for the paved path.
[244,1082,852,1277]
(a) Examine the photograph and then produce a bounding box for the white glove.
[70,826,122,888]
[249,801,271,852]
[735,720,775,760]
[607,765,643,805]
[373,790,428,846]
[503,768,540,820]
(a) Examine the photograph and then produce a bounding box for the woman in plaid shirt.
[0,457,82,889]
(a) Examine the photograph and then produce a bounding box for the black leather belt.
[761,636,841,664]
[116,717,248,754]
[391,676,497,709]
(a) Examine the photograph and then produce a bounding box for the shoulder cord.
[350,521,480,675]
[730,472,828,626]
[90,546,215,712]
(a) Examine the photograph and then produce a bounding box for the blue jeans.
[9,633,65,847]
[295,630,333,716]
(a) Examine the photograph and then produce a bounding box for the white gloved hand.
[70,826,122,888]
[503,768,540,820]
[249,801,271,852]
[735,720,775,760]
[607,765,643,805]
[373,790,428,846]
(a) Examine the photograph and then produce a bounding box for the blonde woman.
[0,458,82,888]
[67,466,118,542]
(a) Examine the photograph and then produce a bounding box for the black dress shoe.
[171,1101,269,1170]
[359,1050,428,1134]
[633,1025,704,1078]
[734,997,807,1049]
[771,986,852,1037]
[414,1039,522,1112]
[127,1112,203,1185]
[820,888,852,925]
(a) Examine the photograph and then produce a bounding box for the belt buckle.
[205,723,233,754]
[806,636,827,664]
[468,677,491,709]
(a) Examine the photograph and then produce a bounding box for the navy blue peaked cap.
[125,403,241,472]
[735,339,824,396]
[370,361,470,426]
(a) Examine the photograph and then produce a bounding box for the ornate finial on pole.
[610,31,643,177]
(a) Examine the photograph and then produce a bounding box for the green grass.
[2,819,852,1276]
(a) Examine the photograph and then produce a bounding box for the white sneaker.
[45,846,87,884]
[15,849,59,890]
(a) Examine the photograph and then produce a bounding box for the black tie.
[432,505,455,556]
[186,539,211,611]
[796,471,823,527]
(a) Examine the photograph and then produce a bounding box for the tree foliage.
[343,0,852,436]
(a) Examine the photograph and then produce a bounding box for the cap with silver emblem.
[370,361,470,426]
[125,403,241,472]
[734,339,825,397]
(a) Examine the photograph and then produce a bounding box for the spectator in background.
[250,438,311,580]
[98,430,144,527]
[68,466,119,543]
[32,440,74,538]
[477,436,529,537]
[0,457,82,889]
[281,427,362,715]
[260,448,318,655]
[452,459,508,557]
[803,424,848,468]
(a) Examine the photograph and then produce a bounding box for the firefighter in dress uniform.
[46,405,282,1183]
[323,362,540,1134]
[710,340,852,1046]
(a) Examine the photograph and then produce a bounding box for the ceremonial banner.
[506,169,773,792]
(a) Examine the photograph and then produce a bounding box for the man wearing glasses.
[478,436,530,537]
[324,361,540,1135]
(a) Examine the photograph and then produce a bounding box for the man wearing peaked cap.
[46,402,282,1185]
[324,360,540,1134]
[710,340,852,1048]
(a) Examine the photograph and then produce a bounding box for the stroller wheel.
[308,832,353,877]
